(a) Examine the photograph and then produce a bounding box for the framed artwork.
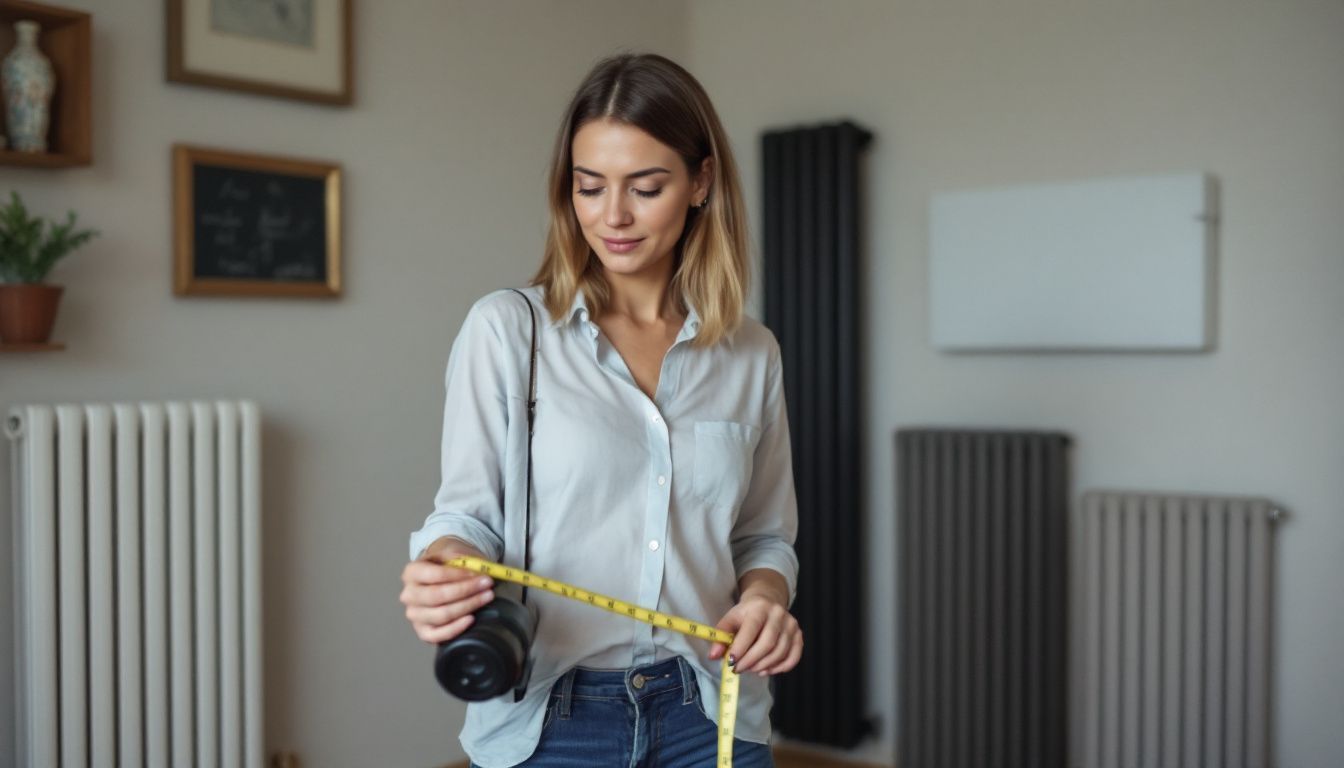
[166,0,353,105]
[173,144,342,297]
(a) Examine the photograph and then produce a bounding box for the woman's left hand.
[708,593,803,677]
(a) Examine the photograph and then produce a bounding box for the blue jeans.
[473,656,774,767]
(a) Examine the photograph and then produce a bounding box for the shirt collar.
[565,289,590,327]
[677,301,703,344]
[564,288,704,343]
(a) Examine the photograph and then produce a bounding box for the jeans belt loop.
[676,656,699,705]
[556,667,576,719]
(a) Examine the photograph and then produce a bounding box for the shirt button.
[648,540,659,551]
[657,475,666,486]
[650,414,661,423]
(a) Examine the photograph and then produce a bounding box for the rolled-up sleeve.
[409,299,509,562]
[730,338,800,605]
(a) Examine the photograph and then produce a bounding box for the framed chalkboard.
[173,144,342,297]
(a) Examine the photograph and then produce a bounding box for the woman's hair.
[532,53,749,347]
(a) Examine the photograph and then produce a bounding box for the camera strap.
[508,288,539,603]
[504,288,540,704]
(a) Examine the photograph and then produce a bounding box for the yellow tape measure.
[446,555,741,767]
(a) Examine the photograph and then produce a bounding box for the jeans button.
[631,673,646,690]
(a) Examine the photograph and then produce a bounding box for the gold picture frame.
[166,0,353,106]
[173,144,342,297]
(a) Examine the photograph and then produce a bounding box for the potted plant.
[0,191,97,345]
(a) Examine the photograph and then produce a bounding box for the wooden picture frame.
[173,144,342,297]
[166,0,352,106]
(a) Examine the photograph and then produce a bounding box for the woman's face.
[570,118,710,281]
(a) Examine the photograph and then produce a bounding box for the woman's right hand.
[400,536,496,644]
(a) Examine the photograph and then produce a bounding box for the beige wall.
[5,2,1343,767]
[0,2,684,766]
[687,1,1344,766]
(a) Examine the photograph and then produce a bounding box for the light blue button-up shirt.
[410,285,799,768]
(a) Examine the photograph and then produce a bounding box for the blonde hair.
[532,53,749,347]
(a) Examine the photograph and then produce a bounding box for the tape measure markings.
[446,555,739,766]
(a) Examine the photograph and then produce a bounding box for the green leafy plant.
[0,191,99,284]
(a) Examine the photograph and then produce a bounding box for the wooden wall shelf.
[0,342,65,352]
[0,0,91,167]
[0,146,85,166]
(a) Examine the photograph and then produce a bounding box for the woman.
[401,53,801,768]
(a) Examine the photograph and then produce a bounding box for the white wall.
[1,2,685,766]
[6,2,1344,767]
[687,1,1344,767]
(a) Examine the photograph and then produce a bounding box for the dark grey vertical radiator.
[897,429,1070,768]
[762,121,871,747]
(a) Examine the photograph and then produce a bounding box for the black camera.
[435,583,537,701]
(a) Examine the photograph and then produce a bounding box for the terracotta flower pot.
[0,283,63,344]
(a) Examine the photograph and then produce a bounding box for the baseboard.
[771,742,887,768]
[440,743,885,768]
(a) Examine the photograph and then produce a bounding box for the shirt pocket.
[691,421,761,511]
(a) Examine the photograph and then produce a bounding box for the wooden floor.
[772,743,886,768]
[440,743,885,768]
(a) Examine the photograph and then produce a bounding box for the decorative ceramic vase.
[1,20,55,153]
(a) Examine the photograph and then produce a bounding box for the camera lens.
[436,593,536,701]
[461,652,487,678]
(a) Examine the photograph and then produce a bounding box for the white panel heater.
[929,173,1215,351]
[6,401,263,768]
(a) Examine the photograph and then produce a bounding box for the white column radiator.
[1078,491,1280,768]
[6,401,263,768]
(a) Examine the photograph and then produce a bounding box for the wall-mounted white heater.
[6,401,263,768]
[929,173,1216,352]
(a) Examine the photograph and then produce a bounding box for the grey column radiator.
[897,428,1071,768]
[1078,492,1280,768]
